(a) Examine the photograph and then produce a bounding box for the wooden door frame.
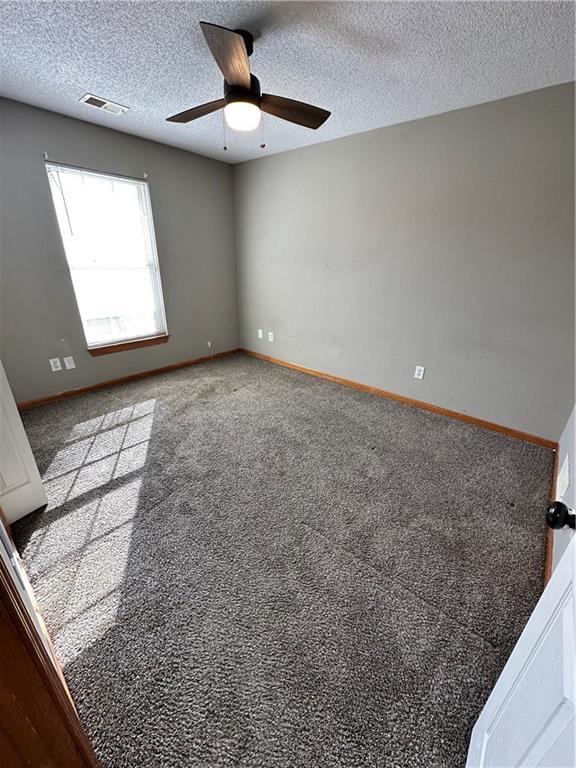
[0,513,100,767]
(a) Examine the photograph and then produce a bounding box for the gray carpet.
[13,353,553,768]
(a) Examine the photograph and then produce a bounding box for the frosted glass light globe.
[224,101,261,132]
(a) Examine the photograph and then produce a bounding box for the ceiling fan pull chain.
[222,111,228,152]
[259,114,266,150]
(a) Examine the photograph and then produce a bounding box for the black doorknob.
[546,501,576,530]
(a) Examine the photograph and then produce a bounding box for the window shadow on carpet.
[14,399,159,666]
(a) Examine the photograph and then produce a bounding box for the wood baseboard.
[241,349,558,451]
[16,344,558,586]
[17,349,241,410]
[21,346,558,450]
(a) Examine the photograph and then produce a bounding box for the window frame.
[45,162,169,355]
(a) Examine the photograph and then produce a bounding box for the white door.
[0,359,47,523]
[467,535,575,767]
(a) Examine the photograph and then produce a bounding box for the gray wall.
[234,84,575,441]
[0,98,238,403]
[1,86,574,439]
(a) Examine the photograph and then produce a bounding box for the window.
[45,163,168,352]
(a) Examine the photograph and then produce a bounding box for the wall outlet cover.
[414,365,425,380]
[557,453,570,501]
[258,328,263,339]
[268,331,274,342]
[49,357,62,372]
[63,356,76,370]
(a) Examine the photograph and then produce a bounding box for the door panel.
[467,537,575,767]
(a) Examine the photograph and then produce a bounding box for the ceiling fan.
[167,22,331,132]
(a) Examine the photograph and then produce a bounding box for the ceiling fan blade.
[200,21,251,89]
[260,94,331,129]
[167,98,226,123]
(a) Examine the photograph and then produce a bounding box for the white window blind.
[45,163,167,348]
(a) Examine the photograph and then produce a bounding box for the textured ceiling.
[1,1,574,164]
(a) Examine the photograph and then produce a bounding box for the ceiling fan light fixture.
[166,22,331,131]
[224,100,261,132]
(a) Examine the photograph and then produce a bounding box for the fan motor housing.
[224,74,261,107]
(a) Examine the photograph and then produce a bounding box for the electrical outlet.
[268,331,274,342]
[414,365,425,380]
[258,329,263,339]
[557,453,570,501]
[63,356,76,370]
[49,357,62,372]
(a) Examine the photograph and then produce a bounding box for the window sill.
[87,334,170,357]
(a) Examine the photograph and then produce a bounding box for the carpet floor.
[13,353,553,768]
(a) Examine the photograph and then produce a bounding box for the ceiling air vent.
[79,94,129,115]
